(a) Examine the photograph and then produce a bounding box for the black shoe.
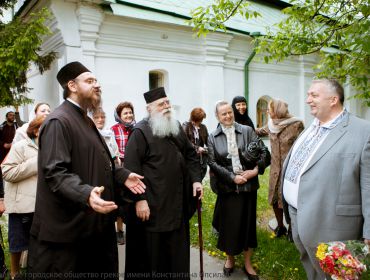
[223,265,234,277]
[243,267,259,280]
[274,226,287,238]
[116,231,125,245]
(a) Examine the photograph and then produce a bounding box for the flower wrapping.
[316,240,370,280]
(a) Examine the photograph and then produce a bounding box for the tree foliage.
[189,0,370,105]
[190,0,260,35]
[0,3,56,107]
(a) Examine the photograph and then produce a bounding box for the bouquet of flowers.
[316,240,370,279]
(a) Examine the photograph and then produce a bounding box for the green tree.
[0,1,56,107]
[190,0,370,105]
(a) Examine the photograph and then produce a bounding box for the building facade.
[1,0,369,131]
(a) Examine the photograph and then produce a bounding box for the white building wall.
[2,0,368,127]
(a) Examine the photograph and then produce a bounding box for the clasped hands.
[88,172,146,214]
[233,166,258,185]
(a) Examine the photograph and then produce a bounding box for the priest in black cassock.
[27,61,146,279]
[124,87,204,280]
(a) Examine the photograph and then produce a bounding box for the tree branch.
[220,0,245,24]
[312,0,326,19]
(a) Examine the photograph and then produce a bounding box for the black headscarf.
[231,96,255,130]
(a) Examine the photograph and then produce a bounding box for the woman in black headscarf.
[232,96,255,130]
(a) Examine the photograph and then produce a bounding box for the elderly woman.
[208,101,270,279]
[1,116,45,280]
[231,96,255,129]
[256,98,304,240]
[92,107,121,165]
[182,107,209,180]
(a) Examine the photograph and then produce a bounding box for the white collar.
[313,108,345,129]
[67,98,81,108]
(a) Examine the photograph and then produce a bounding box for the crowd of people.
[0,61,369,280]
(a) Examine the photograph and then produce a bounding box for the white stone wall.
[2,0,368,129]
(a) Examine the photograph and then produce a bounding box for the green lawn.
[190,169,307,279]
[0,216,9,271]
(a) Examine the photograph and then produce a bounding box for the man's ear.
[331,95,339,106]
[146,104,151,114]
[67,80,77,93]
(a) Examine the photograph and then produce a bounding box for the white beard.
[149,109,179,137]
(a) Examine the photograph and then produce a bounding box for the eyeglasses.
[156,100,171,108]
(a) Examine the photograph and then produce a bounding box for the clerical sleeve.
[124,128,148,201]
[38,119,92,206]
[178,128,202,183]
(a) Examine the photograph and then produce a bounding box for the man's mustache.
[162,109,171,115]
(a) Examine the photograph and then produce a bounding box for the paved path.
[118,244,249,279]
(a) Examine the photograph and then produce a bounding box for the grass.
[190,169,307,279]
[0,216,10,271]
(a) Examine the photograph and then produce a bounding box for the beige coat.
[257,121,304,207]
[1,137,38,213]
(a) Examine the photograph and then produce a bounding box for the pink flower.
[316,241,368,279]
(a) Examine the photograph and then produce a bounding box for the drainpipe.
[244,32,261,108]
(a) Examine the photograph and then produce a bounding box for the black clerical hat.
[56,61,90,87]
[143,87,167,104]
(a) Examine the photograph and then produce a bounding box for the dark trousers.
[27,230,118,280]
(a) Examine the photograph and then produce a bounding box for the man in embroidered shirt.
[281,79,370,280]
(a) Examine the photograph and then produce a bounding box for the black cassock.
[28,101,130,279]
[124,119,201,280]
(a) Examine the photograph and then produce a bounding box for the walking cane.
[197,192,204,280]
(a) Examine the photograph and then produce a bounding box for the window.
[149,71,164,90]
[256,96,271,128]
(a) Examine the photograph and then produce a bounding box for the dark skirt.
[8,213,33,253]
[212,190,257,255]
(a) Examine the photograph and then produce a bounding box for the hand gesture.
[4,143,11,149]
[240,166,258,180]
[365,239,370,247]
[193,182,203,199]
[124,173,146,194]
[198,147,206,154]
[136,200,150,221]
[115,157,122,166]
[234,175,247,185]
[88,186,117,214]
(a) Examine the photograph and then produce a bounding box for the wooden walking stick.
[197,193,204,280]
